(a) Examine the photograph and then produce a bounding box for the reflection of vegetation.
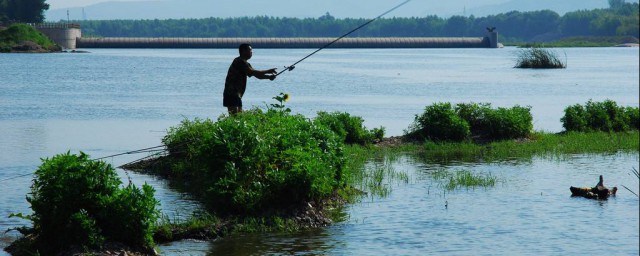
[562,99,639,132]
[407,102,533,142]
[7,152,159,255]
[431,169,497,191]
[514,47,566,69]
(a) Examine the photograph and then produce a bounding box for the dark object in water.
[570,175,618,200]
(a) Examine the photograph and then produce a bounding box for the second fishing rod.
[275,0,411,77]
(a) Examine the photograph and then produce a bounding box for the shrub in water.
[314,111,385,145]
[162,108,346,215]
[15,152,160,254]
[561,99,639,132]
[514,47,566,69]
[409,102,471,141]
[409,102,533,142]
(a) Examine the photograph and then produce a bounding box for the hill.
[0,23,60,53]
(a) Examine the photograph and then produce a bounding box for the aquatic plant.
[561,99,639,132]
[162,107,346,215]
[7,152,159,255]
[621,167,639,197]
[430,169,497,191]
[315,111,385,145]
[514,47,566,69]
[407,102,532,142]
[418,131,639,164]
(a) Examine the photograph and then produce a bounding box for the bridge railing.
[27,23,81,29]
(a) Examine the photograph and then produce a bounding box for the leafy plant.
[162,107,346,215]
[409,102,470,141]
[314,111,385,145]
[408,102,532,142]
[11,152,160,254]
[561,99,639,132]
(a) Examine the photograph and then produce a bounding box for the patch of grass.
[416,131,639,164]
[514,47,566,69]
[0,23,59,52]
[431,169,497,191]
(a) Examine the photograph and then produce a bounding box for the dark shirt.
[224,57,253,98]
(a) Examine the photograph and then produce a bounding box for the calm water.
[1,48,638,255]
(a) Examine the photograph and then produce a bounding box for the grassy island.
[0,23,60,53]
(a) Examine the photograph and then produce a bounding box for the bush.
[514,47,566,69]
[162,108,346,215]
[17,152,160,254]
[410,102,471,141]
[314,111,384,145]
[408,102,533,142]
[561,99,639,132]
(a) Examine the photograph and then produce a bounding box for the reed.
[431,169,497,191]
[514,47,566,69]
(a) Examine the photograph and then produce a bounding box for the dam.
[34,23,501,49]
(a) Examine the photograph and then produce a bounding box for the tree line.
[78,2,638,42]
[0,0,49,23]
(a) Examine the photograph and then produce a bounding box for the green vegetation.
[431,169,497,191]
[510,36,639,47]
[0,23,59,52]
[161,107,346,215]
[408,102,533,142]
[315,111,385,145]
[0,0,49,23]
[7,152,159,256]
[562,99,640,132]
[418,131,639,163]
[514,47,566,69]
[76,2,639,42]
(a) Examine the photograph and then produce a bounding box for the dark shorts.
[223,94,242,107]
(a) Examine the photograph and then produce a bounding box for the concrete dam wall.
[77,35,499,49]
[31,23,500,49]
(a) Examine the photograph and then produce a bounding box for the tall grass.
[418,131,639,163]
[430,169,497,191]
[514,47,566,69]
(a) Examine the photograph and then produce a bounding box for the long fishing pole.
[275,0,411,77]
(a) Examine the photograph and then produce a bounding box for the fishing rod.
[275,0,411,77]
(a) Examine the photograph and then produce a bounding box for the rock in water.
[570,175,617,200]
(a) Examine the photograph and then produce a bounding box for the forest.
[75,1,639,42]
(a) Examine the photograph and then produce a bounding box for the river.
[1,47,638,255]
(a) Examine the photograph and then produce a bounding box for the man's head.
[239,43,252,60]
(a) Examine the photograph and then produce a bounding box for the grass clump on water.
[562,99,639,132]
[514,47,566,69]
[431,169,497,191]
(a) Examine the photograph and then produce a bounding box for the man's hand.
[266,68,277,74]
[269,75,276,81]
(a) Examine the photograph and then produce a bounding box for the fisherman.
[223,43,277,114]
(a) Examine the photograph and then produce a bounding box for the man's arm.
[249,68,277,80]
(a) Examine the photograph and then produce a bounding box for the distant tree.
[0,0,49,23]
[609,0,626,9]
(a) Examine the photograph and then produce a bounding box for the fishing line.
[275,0,411,77]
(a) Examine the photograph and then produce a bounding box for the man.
[223,43,277,114]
